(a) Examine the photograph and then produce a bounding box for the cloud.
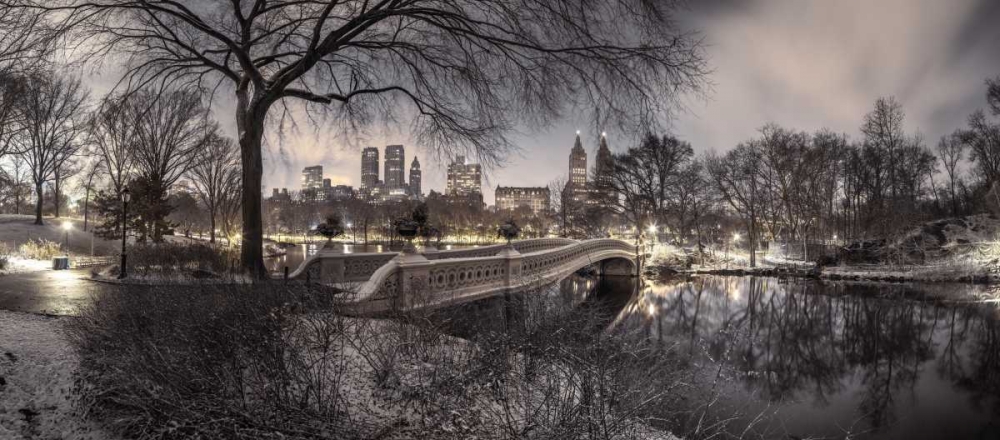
[672,0,1000,154]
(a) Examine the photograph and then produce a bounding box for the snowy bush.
[0,242,10,270]
[17,239,62,260]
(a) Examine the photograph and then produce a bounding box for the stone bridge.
[291,238,638,314]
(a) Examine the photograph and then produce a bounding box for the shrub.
[126,242,238,276]
[19,238,63,260]
[0,242,11,270]
[68,284,349,439]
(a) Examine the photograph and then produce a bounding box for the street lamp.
[118,189,130,279]
[62,221,72,251]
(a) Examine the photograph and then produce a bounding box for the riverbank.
[675,263,998,284]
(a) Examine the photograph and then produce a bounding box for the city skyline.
[254,0,1000,205]
[268,131,619,205]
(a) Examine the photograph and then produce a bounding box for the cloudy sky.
[217,0,1000,204]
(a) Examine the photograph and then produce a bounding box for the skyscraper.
[567,132,590,203]
[301,166,323,191]
[384,145,405,191]
[361,147,379,192]
[446,156,482,197]
[569,131,588,187]
[409,156,422,200]
[594,132,614,190]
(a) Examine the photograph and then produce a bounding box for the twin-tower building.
[361,145,422,201]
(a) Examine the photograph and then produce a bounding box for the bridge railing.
[291,237,576,282]
[424,237,575,260]
[522,239,635,278]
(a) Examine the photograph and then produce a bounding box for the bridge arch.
[291,238,638,315]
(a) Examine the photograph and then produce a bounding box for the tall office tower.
[384,145,405,191]
[565,132,590,203]
[409,156,422,200]
[446,156,483,197]
[593,132,614,189]
[568,132,588,187]
[361,147,379,192]
[301,166,323,191]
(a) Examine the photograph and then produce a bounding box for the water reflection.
[619,277,1000,439]
[433,275,1000,439]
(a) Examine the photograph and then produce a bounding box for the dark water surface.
[434,275,1000,439]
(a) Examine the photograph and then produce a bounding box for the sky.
[86,0,1000,205]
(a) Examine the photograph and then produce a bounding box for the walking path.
[0,270,118,316]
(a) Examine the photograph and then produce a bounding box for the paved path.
[0,270,119,316]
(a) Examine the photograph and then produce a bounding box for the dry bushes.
[0,242,11,270]
[69,278,731,440]
[18,238,62,260]
[67,284,352,439]
[125,242,239,276]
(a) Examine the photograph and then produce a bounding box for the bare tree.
[189,133,239,244]
[962,109,1000,186]
[861,97,906,200]
[707,143,764,267]
[987,76,1000,117]
[0,73,25,162]
[936,133,965,216]
[14,71,87,225]
[88,94,138,195]
[8,0,709,277]
[79,156,105,231]
[130,88,212,193]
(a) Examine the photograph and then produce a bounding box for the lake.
[432,275,1000,439]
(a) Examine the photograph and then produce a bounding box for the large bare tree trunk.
[209,212,216,244]
[33,181,43,225]
[53,176,60,218]
[237,91,267,279]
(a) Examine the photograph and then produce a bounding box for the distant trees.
[936,134,965,216]
[189,134,239,244]
[606,134,696,243]
[14,72,87,225]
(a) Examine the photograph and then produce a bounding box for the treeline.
[0,70,241,244]
[595,77,1000,266]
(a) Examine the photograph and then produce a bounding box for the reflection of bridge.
[291,238,638,314]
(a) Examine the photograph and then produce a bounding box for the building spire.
[572,131,584,153]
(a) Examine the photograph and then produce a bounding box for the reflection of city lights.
[62,221,72,231]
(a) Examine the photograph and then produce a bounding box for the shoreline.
[672,265,997,285]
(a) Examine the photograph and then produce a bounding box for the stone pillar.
[317,247,346,283]
[496,246,523,289]
[423,245,440,260]
[395,252,432,309]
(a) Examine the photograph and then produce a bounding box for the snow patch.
[0,311,116,439]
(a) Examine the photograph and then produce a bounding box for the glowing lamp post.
[62,221,72,251]
[118,189,130,279]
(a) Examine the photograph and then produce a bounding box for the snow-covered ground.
[0,215,119,259]
[0,311,116,439]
